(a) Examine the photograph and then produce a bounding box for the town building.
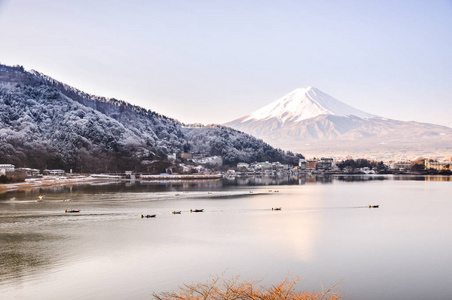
[237,162,250,170]
[425,160,451,171]
[306,159,317,170]
[226,169,236,175]
[17,168,40,177]
[316,158,334,170]
[0,164,15,175]
[298,159,306,170]
[180,153,193,159]
[269,162,291,170]
[253,161,272,170]
[43,169,65,175]
[393,161,412,171]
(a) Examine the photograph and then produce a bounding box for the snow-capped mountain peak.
[243,86,377,124]
[224,86,452,160]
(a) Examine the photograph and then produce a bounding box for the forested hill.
[0,64,300,172]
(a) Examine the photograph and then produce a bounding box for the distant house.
[316,158,334,170]
[272,162,290,170]
[17,168,40,177]
[237,162,250,170]
[281,164,290,170]
[306,159,317,170]
[393,161,412,171]
[0,164,15,175]
[360,167,375,174]
[43,169,65,175]
[180,153,193,159]
[425,160,451,171]
[257,161,272,170]
[167,153,177,161]
[298,159,307,170]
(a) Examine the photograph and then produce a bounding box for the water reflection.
[394,175,452,182]
[225,175,299,186]
[0,232,59,284]
[2,174,451,201]
[306,174,333,183]
[251,210,321,263]
[334,175,388,182]
[225,174,336,186]
[0,180,225,201]
[1,175,452,299]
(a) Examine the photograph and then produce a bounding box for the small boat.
[141,214,156,218]
[190,209,204,213]
[272,207,282,211]
[369,205,379,208]
[65,209,80,213]
[172,211,182,214]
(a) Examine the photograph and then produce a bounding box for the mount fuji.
[225,87,452,159]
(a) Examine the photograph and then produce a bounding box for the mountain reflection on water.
[0,174,450,201]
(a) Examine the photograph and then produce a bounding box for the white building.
[43,169,65,175]
[237,162,250,170]
[257,161,272,170]
[298,159,307,170]
[0,164,15,175]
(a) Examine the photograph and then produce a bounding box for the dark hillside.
[0,64,301,172]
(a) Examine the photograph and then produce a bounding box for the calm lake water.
[1,175,451,299]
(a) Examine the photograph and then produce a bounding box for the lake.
[1,175,451,299]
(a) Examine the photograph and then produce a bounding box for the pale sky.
[1,0,451,127]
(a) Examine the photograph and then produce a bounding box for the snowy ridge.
[244,86,377,124]
[28,70,179,122]
[0,63,300,171]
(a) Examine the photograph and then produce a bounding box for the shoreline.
[0,176,121,194]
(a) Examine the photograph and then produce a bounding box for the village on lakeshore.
[1,153,451,189]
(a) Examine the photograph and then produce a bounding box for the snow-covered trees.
[182,125,299,166]
[0,64,300,172]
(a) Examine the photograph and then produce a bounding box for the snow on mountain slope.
[225,87,452,159]
[243,86,377,124]
[0,64,299,171]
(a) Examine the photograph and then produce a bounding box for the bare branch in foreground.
[153,275,343,300]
